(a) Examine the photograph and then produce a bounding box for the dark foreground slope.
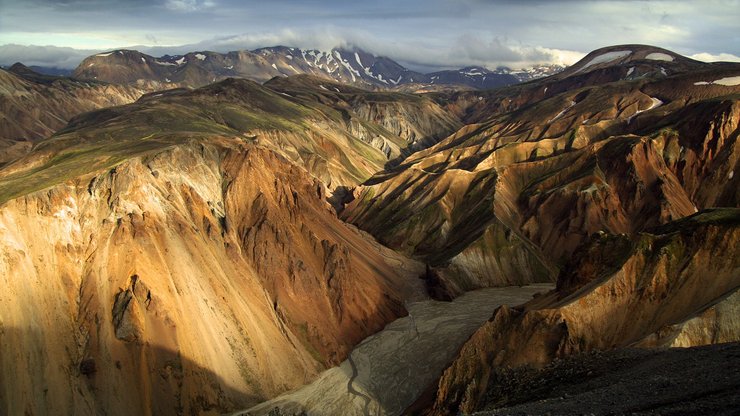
[476,342,740,416]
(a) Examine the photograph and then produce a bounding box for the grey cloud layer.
[0,0,738,69]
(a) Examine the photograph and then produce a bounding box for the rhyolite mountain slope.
[71,46,548,90]
[0,142,422,416]
[263,75,461,164]
[436,44,720,124]
[0,75,455,414]
[343,44,740,293]
[430,208,740,415]
[0,75,459,204]
[0,64,145,164]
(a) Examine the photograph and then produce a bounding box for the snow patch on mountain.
[337,57,360,82]
[548,100,577,123]
[714,76,740,86]
[694,76,740,86]
[628,97,663,124]
[463,68,485,76]
[576,50,631,73]
[645,52,674,62]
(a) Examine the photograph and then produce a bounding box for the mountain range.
[71,46,564,90]
[0,43,738,416]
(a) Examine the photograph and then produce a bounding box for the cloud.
[689,52,740,63]
[197,28,347,52]
[0,44,100,68]
[164,0,215,12]
[1,0,738,70]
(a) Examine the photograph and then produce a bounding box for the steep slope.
[0,65,145,162]
[430,209,740,414]
[264,75,462,162]
[343,47,740,291]
[0,81,427,414]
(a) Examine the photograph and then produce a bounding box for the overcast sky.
[1,0,739,71]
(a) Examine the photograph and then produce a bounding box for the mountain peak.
[6,61,67,84]
[8,62,37,76]
[562,44,704,78]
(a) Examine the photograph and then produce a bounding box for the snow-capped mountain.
[501,64,566,82]
[72,46,563,90]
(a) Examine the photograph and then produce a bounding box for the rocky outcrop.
[111,275,150,342]
[430,209,740,415]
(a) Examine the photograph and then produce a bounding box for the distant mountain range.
[71,46,564,89]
